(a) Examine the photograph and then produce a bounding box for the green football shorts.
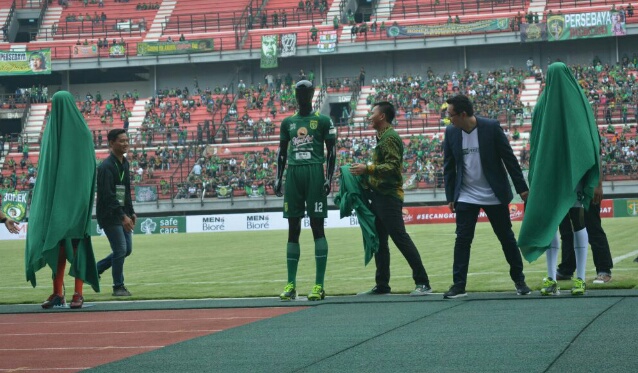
[283,164,327,218]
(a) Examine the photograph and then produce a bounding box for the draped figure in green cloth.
[25,90,100,309]
[517,63,600,296]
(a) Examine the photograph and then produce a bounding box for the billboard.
[136,39,214,56]
[0,50,52,76]
[547,11,626,41]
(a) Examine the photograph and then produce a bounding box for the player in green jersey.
[274,80,337,301]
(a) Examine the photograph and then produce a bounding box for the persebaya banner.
[1,191,29,222]
[613,198,638,217]
[547,11,626,41]
[0,50,51,76]
[260,35,278,68]
[109,44,127,58]
[386,18,510,38]
[217,185,232,199]
[72,44,98,58]
[137,39,215,56]
[521,23,547,42]
[317,31,337,53]
[280,33,297,57]
[134,185,158,202]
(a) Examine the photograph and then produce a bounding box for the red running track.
[0,307,303,372]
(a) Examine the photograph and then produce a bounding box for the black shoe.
[443,285,467,299]
[357,286,391,295]
[515,281,531,295]
[42,293,66,309]
[112,285,132,296]
[555,270,573,281]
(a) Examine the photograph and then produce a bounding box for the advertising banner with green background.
[547,11,626,41]
[386,18,510,38]
[0,50,51,76]
[260,35,278,68]
[137,39,214,56]
[1,191,29,222]
[90,216,186,236]
[613,199,638,218]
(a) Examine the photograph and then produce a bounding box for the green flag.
[1,190,29,222]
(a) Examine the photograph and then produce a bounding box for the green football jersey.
[280,111,336,166]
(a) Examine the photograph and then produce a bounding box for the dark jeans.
[97,225,133,287]
[558,202,613,275]
[370,191,429,291]
[453,202,525,288]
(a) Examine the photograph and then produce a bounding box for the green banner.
[217,185,232,199]
[109,44,127,58]
[137,39,214,56]
[260,35,278,68]
[547,11,626,41]
[386,18,510,38]
[1,190,29,222]
[0,50,51,76]
[90,216,186,236]
[245,185,265,198]
[135,185,158,202]
[613,199,638,218]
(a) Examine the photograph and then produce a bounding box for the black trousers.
[452,202,525,288]
[558,201,613,275]
[370,191,429,291]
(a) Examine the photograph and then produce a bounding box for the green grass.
[1,218,637,304]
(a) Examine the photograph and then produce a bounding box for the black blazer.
[443,116,528,205]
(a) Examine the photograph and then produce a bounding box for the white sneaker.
[592,273,611,284]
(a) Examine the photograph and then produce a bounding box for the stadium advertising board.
[1,191,29,222]
[317,32,337,53]
[109,44,127,58]
[136,39,214,56]
[260,35,278,68]
[613,198,638,217]
[386,18,510,38]
[547,11,626,41]
[280,33,297,57]
[520,23,547,42]
[72,45,98,58]
[89,217,186,236]
[0,50,51,76]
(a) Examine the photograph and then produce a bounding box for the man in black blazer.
[442,95,530,299]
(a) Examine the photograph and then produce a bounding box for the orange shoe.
[70,293,84,309]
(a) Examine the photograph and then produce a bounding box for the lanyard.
[114,162,125,183]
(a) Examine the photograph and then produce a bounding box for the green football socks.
[286,242,300,285]
[314,237,328,286]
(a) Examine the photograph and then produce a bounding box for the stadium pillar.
[463,47,467,69]
[60,71,70,91]
[319,56,323,86]
[153,66,157,94]
[615,37,619,63]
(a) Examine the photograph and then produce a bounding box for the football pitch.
[1,218,637,304]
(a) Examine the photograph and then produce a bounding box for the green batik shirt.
[280,111,336,166]
[365,126,405,201]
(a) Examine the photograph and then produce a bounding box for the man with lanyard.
[275,80,336,301]
[96,129,136,296]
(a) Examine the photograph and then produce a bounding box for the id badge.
[116,185,125,206]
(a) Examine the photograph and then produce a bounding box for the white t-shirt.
[458,128,500,205]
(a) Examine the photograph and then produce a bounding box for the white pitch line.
[613,249,638,264]
[0,329,222,336]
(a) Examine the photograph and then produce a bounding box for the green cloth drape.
[25,91,100,292]
[518,63,600,262]
[333,166,379,265]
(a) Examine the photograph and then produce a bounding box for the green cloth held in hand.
[25,91,100,292]
[333,165,378,266]
[518,63,600,263]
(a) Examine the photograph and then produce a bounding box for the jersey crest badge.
[309,120,318,129]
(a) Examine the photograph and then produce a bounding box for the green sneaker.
[279,282,296,301]
[571,278,586,296]
[307,284,325,301]
[540,277,560,296]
